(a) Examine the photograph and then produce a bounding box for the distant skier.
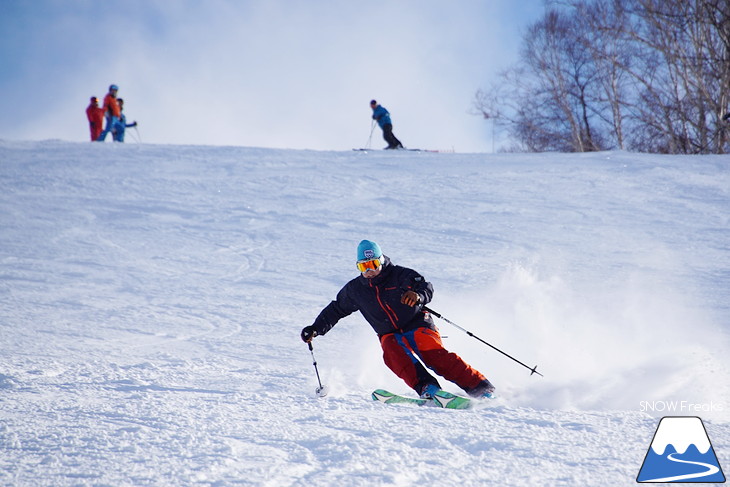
[97,84,121,142]
[301,240,496,401]
[85,96,104,142]
[113,98,138,142]
[370,100,404,149]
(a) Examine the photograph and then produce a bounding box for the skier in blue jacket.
[370,100,404,150]
[113,98,138,142]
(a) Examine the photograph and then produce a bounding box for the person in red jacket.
[97,84,121,141]
[85,96,104,142]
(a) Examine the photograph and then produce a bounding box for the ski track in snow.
[0,140,728,486]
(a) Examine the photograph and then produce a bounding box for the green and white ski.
[371,389,429,406]
[431,390,473,409]
[371,389,473,409]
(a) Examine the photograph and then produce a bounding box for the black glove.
[301,326,318,343]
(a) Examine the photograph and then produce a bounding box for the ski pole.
[128,128,141,144]
[423,306,543,377]
[365,120,376,149]
[308,342,328,397]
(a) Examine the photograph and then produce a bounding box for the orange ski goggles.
[356,258,383,273]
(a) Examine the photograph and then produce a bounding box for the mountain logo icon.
[637,416,726,483]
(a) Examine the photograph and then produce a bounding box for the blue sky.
[0,0,545,152]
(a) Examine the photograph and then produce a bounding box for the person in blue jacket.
[370,100,404,149]
[301,240,496,401]
[113,98,138,142]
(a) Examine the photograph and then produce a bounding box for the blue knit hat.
[357,240,383,261]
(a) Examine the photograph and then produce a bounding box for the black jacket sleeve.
[311,282,359,336]
[396,266,433,307]
[411,274,433,305]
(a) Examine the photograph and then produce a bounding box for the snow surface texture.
[1,140,728,486]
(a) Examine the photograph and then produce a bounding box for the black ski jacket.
[312,256,435,337]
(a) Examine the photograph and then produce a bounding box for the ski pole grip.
[423,306,441,318]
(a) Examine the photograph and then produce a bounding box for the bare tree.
[635,0,730,153]
[476,0,730,154]
[475,8,607,151]
[574,0,637,150]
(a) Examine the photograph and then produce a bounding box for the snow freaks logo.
[637,416,725,483]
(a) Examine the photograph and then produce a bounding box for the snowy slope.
[1,140,728,486]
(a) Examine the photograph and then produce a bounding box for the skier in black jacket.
[301,240,495,399]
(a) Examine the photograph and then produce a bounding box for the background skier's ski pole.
[128,126,142,143]
[423,306,543,377]
[308,342,329,397]
[365,120,375,149]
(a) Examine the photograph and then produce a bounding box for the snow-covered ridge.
[1,140,728,486]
